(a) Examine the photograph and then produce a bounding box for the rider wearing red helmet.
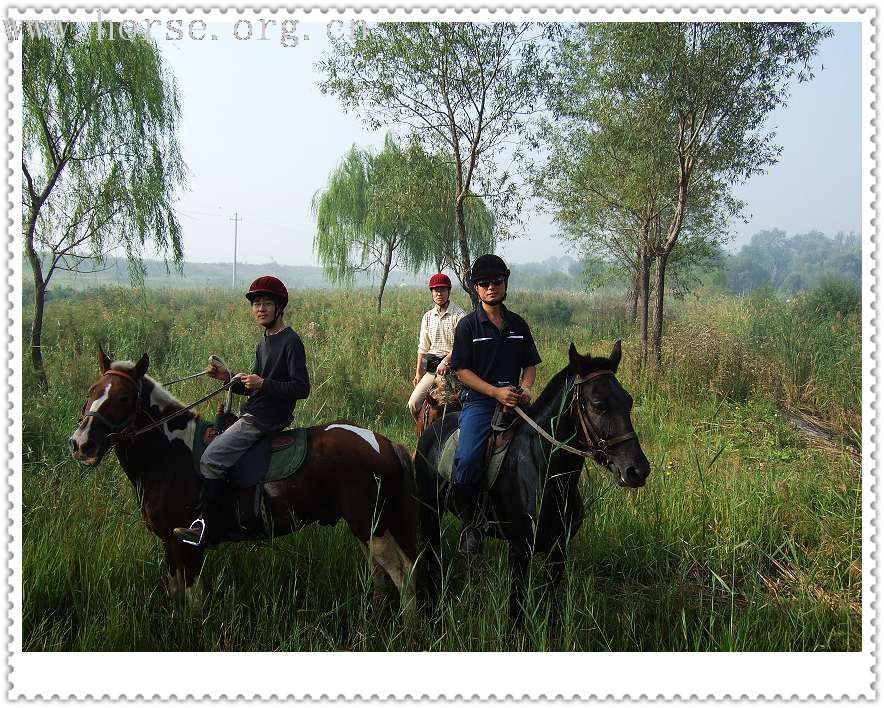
[408,273,467,418]
[174,275,310,547]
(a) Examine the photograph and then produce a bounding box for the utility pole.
[230,211,243,288]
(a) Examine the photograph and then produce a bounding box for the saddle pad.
[192,420,309,486]
[436,428,509,490]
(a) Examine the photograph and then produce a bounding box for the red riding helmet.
[246,276,289,308]
[428,273,452,290]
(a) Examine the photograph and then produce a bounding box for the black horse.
[414,340,651,625]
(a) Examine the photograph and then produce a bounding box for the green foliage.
[23,287,860,650]
[318,23,546,289]
[22,23,185,274]
[312,137,495,309]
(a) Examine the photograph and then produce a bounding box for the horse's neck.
[116,381,199,486]
[531,376,579,444]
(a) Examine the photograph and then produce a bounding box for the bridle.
[79,368,237,450]
[513,369,637,464]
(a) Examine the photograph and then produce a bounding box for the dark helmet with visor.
[470,254,510,284]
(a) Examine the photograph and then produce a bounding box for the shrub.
[799,276,861,319]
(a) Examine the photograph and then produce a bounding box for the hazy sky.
[159,21,862,268]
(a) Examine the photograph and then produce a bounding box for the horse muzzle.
[69,435,102,467]
[610,461,650,488]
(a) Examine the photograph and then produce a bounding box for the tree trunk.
[638,253,651,370]
[376,240,394,313]
[652,251,669,369]
[25,215,48,387]
[628,268,639,323]
[454,195,478,309]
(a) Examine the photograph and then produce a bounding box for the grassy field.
[21,285,862,651]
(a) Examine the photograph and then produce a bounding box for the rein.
[513,369,637,462]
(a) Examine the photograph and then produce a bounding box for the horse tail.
[391,442,418,564]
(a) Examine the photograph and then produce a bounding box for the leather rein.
[82,369,238,447]
[513,369,637,462]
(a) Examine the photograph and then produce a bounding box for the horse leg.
[370,530,417,624]
[543,542,567,631]
[508,544,530,628]
[415,476,446,619]
[371,557,397,611]
[163,539,205,613]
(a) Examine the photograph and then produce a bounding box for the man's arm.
[413,353,424,387]
[519,366,537,404]
[456,368,520,407]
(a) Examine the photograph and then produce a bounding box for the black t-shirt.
[234,327,310,431]
[449,304,541,401]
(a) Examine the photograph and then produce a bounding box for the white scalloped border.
[3,3,877,701]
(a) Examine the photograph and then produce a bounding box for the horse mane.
[109,360,188,413]
[524,354,614,418]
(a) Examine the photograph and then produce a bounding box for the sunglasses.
[475,276,506,289]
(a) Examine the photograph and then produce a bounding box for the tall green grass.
[22,286,861,650]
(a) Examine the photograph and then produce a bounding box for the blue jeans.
[453,397,498,485]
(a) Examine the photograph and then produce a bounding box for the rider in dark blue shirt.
[449,254,541,553]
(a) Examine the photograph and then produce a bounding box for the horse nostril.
[626,465,646,482]
[69,438,78,454]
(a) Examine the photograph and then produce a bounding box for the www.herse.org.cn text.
[5,17,367,48]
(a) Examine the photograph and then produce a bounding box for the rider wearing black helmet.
[173,276,311,547]
[448,254,541,553]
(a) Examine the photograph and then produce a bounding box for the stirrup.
[173,517,206,547]
[458,525,484,554]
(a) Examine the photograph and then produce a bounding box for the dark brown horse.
[69,347,417,612]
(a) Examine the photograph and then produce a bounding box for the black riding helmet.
[470,254,511,283]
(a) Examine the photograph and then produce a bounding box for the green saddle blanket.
[437,428,510,490]
[192,420,309,484]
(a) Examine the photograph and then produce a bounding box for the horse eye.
[591,399,606,410]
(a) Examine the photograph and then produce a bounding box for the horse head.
[568,340,651,488]
[69,345,149,466]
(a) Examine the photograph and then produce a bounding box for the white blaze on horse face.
[72,382,112,447]
[325,424,380,454]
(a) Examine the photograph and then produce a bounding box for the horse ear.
[610,339,622,372]
[568,342,582,371]
[98,345,111,374]
[134,353,149,379]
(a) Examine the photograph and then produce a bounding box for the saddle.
[435,404,522,490]
[193,416,310,537]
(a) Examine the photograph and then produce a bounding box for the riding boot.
[173,478,228,548]
[454,482,484,554]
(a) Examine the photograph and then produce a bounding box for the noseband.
[569,370,638,464]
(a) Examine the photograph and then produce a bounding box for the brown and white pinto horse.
[69,347,417,613]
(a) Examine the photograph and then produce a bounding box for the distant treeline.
[22,229,861,304]
[720,230,860,295]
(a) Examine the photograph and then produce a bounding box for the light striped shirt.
[417,301,467,357]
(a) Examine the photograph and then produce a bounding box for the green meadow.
[22,285,861,651]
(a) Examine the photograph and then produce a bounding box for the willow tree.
[23,23,186,386]
[313,136,494,311]
[318,23,545,302]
